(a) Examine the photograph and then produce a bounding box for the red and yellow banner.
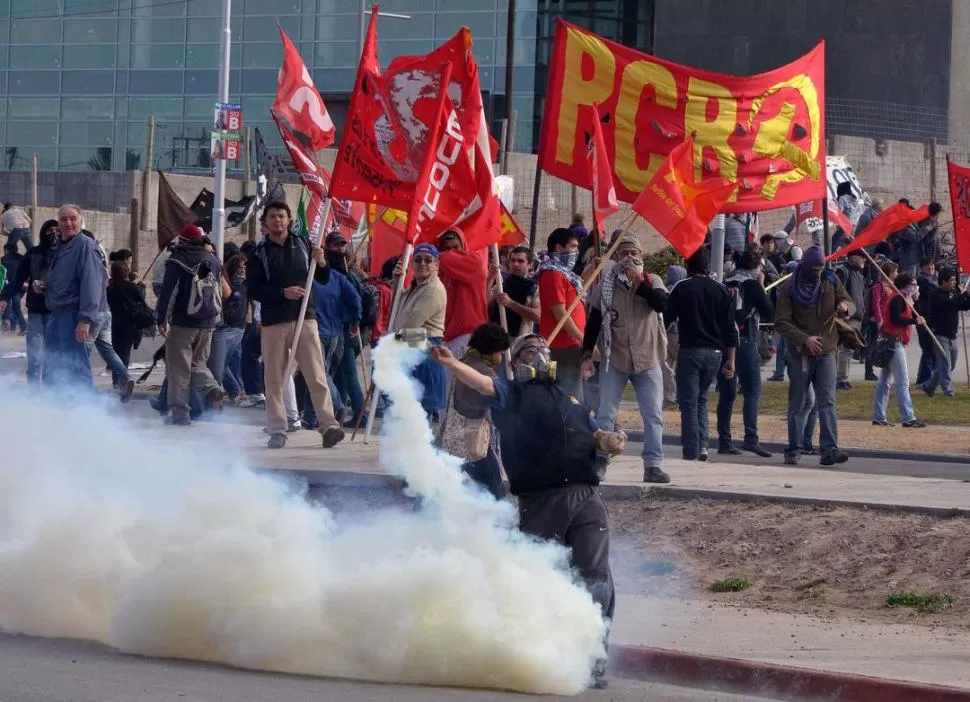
[538,20,825,213]
[947,158,970,273]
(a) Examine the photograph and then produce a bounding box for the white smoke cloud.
[0,339,606,694]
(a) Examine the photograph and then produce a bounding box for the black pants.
[112,323,140,369]
[517,484,615,622]
[462,448,506,500]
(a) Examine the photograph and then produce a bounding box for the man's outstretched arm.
[431,346,497,398]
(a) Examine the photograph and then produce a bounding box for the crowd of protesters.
[2,193,964,489]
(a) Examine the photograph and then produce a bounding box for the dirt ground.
[609,496,970,629]
[617,409,970,455]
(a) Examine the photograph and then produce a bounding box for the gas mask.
[512,345,558,383]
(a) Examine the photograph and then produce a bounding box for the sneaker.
[902,419,927,428]
[119,378,135,404]
[820,450,849,466]
[923,385,936,398]
[165,414,191,427]
[836,381,852,390]
[803,446,819,456]
[871,420,893,427]
[643,466,671,484]
[783,452,800,465]
[741,442,772,458]
[205,388,226,413]
[717,445,743,456]
[768,376,784,382]
[267,433,287,449]
[321,426,346,449]
[232,394,249,406]
[865,372,878,381]
[698,450,709,462]
[239,394,265,408]
[287,418,302,432]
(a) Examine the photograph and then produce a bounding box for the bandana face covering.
[553,251,579,270]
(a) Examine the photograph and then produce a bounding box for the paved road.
[0,633,760,702]
[629,441,970,481]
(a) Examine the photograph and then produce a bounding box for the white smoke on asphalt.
[0,339,606,694]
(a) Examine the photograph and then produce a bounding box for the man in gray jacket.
[43,204,109,389]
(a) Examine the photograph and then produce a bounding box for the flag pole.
[212,0,233,263]
[489,242,513,378]
[362,242,415,443]
[282,197,334,387]
[859,247,946,357]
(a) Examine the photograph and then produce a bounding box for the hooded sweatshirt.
[437,231,488,342]
[45,232,108,323]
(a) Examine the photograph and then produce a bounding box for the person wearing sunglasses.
[394,243,448,420]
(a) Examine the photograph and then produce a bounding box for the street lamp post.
[212,0,233,262]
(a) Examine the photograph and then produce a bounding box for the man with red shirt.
[538,227,586,401]
[437,230,488,358]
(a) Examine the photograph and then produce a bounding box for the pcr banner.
[538,20,826,213]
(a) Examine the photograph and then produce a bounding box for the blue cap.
[413,243,440,258]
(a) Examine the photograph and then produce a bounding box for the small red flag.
[633,136,737,259]
[946,157,970,273]
[827,202,930,261]
[272,28,335,152]
[586,105,619,234]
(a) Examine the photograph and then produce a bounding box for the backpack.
[725,279,755,332]
[358,279,380,329]
[170,259,222,324]
[221,279,247,327]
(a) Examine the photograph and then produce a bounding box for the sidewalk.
[612,594,970,691]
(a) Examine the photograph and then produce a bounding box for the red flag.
[946,158,970,273]
[828,202,930,261]
[274,116,331,244]
[632,136,737,259]
[408,64,456,244]
[585,105,619,233]
[498,204,527,247]
[272,28,335,152]
[795,199,853,238]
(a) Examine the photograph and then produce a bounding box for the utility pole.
[212,0,232,262]
[140,116,155,232]
[504,0,516,167]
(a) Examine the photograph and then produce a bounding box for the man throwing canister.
[432,333,627,689]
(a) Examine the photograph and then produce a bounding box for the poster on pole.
[211,102,243,161]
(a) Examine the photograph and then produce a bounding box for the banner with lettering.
[946,158,970,273]
[538,20,825,213]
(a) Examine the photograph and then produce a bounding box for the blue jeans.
[716,337,762,446]
[7,228,32,252]
[4,293,26,332]
[303,334,345,428]
[25,313,49,382]
[922,335,957,397]
[155,377,205,418]
[241,323,264,396]
[786,350,838,458]
[94,313,131,388]
[43,312,101,389]
[801,384,819,450]
[597,363,664,467]
[771,335,787,379]
[208,325,245,397]
[873,340,917,423]
[334,329,364,418]
[676,347,723,459]
[414,337,446,419]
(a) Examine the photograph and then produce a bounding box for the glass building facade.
[0,0,652,173]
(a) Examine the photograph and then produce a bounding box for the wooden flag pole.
[489,242,513,378]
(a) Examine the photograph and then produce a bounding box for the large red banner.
[947,158,970,273]
[539,20,825,213]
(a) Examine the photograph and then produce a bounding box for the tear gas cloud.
[0,339,606,694]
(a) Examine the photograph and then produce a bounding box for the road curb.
[604,484,970,518]
[620,431,970,464]
[610,644,970,701]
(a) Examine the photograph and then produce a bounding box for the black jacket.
[927,287,970,339]
[490,380,599,495]
[247,234,330,328]
[0,243,53,315]
[664,275,740,350]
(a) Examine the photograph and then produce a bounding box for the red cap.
[180,224,203,241]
